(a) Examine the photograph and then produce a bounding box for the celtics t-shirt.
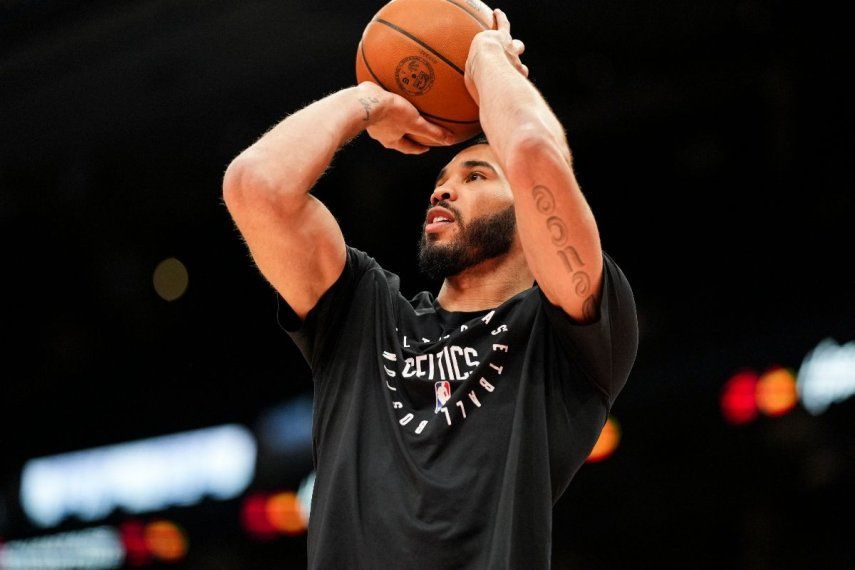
[279,246,638,569]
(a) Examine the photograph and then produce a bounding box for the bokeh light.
[798,338,855,415]
[144,520,187,563]
[721,370,760,425]
[586,416,620,463]
[120,520,150,567]
[266,492,306,535]
[152,258,189,302]
[756,367,798,417]
[241,494,277,540]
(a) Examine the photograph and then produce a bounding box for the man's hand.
[464,8,528,107]
[357,82,455,155]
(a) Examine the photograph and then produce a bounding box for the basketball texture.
[356,0,496,146]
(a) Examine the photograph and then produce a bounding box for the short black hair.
[441,133,489,161]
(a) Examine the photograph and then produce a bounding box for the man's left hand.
[464,8,528,106]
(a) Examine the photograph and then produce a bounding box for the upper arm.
[538,253,638,406]
[223,158,346,321]
[503,130,603,323]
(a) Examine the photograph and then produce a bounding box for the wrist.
[467,41,509,85]
[353,82,391,126]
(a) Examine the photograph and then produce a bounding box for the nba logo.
[434,381,451,413]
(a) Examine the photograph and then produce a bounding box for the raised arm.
[223,82,452,319]
[464,9,603,324]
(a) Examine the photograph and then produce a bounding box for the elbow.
[222,157,245,212]
[504,124,570,184]
[223,152,265,212]
[222,152,297,216]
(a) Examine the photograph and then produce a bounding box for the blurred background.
[1,0,853,568]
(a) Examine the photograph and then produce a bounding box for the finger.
[394,135,431,155]
[413,115,455,145]
[510,59,527,77]
[512,39,525,55]
[495,9,510,34]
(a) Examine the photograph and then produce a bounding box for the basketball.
[356,0,496,146]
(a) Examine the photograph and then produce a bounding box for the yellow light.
[756,367,798,416]
[586,416,621,463]
[266,492,306,535]
[153,257,189,301]
[144,520,187,562]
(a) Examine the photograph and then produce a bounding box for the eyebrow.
[435,160,497,187]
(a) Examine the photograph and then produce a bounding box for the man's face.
[417,143,517,280]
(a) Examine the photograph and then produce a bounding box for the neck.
[435,239,534,312]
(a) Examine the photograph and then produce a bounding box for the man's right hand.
[357,81,455,154]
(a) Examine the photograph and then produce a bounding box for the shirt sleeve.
[537,252,639,407]
[276,246,379,373]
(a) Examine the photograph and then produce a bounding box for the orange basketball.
[356,0,496,146]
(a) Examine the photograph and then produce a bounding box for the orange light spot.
[267,492,307,535]
[756,367,798,416]
[144,520,187,562]
[586,416,620,463]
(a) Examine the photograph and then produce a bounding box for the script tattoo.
[557,246,585,273]
[546,216,568,246]
[529,185,595,317]
[572,271,591,295]
[532,185,555,214]
[582,295,599,322]
[357,96,380,122]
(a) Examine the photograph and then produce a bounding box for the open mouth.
[425,207,456,233]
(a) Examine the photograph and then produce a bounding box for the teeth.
[435,216,450,223]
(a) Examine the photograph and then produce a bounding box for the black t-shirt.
[279,247,638,569]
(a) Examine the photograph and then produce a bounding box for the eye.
[466,171,485,182]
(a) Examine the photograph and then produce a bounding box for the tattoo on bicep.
[529,185,594,307]
[582,294,599,322]
[532,185,555,214]
[557,246,585,273]
[357,96,380,122]
[546,216,568,246]
[572,271,591,295]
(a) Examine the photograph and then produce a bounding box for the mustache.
[426,200,463,225]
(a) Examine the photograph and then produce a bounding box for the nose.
[430,184,457,206]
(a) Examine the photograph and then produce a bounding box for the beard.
[417,203,517,280]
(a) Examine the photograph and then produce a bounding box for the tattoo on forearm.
[357,96,380,122]
[529,185,600,320]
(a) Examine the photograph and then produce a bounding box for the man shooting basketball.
[224,8,638,569]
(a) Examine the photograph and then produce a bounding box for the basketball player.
[224,9,638,569]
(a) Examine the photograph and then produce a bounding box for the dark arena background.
[1,1,853,568]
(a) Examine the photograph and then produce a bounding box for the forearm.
[470,42,603,321]
[225,84,374,201]
[470,45,569,162]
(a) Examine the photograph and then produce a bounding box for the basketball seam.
[375,18,465,76]
[420,110,480,124]
[361,37,480,124]
[442,0,488,30]
[360,41,393,92]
